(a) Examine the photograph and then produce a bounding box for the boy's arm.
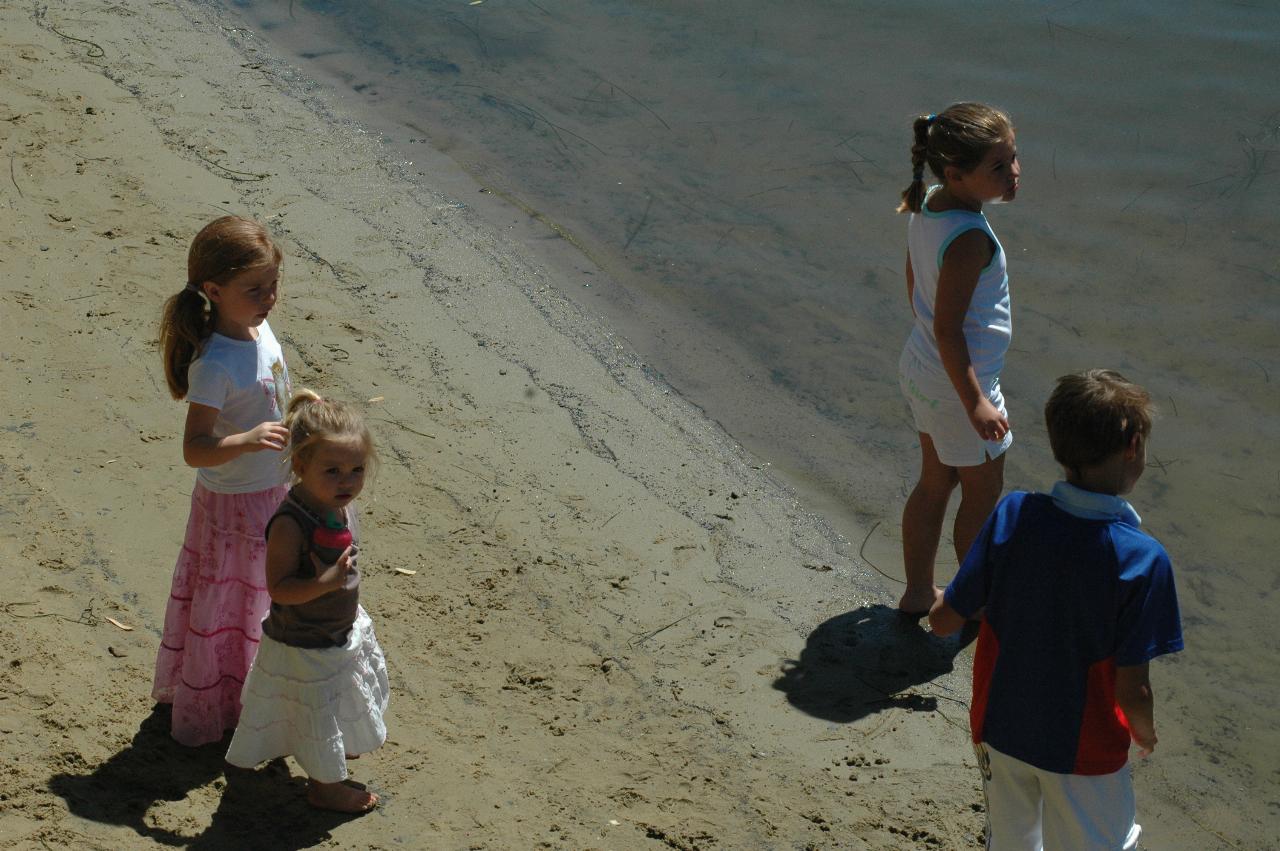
[928,596,966,637]
[1116,662,1157,757]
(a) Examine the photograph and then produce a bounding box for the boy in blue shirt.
[930,369,1183,850]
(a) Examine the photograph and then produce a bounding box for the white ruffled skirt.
[225,607,389,783]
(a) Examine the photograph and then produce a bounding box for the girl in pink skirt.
[154,216,292,746]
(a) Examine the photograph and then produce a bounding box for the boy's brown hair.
[1045,369,1154,476]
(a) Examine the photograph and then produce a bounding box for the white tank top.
[903,187,1011,384]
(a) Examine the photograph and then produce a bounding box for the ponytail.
[159,287,214,399]
[897,103,1013,214]
[897,113,935,214]
[159,215,282,400]
[282,389,378,479]
[283,388,324,429]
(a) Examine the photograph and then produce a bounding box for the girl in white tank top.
[893,103,1022,616]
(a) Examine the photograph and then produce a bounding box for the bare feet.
[307,779,378,814]
[897,584,942,616]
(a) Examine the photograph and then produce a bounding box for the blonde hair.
[159,216,283,399]
[283,389,378,478]
[898,102,1014,214]
[1045,369,1154,477]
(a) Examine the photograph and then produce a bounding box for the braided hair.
[897,103,1013,214]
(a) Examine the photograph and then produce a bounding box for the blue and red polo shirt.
[945,484,1183,775]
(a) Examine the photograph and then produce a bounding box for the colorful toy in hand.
[312,518,352,565]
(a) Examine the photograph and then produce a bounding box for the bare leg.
[953,452,1006,566]
[307,778,378,813]
[899,433,959,614]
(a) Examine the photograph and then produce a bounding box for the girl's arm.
[264,515,355,606]
[934,231,1009,441]
[182,402,290,468]
[905,254,916,316]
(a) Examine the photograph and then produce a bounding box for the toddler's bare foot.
[897,585,941,616]
[307,779,378,814]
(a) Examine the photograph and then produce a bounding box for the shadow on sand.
[47,704,363,850]
[772,604,977,724]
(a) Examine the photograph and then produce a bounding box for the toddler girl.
[896,103,1022,615]
[226,390,390,814]
[155,216,292,745]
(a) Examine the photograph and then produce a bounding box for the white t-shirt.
[186,321,292,494]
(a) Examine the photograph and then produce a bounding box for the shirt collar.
[1049,481,1142,527]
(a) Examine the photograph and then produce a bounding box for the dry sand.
[3,1,1003,848]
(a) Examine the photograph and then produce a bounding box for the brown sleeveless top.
[261,490,361,649]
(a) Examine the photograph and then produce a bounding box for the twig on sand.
[1243,357,1270,383]
[369,415,436,439]
[1120,183,1152,212]
[9,156,23,198]
[447,13,488,58]
[858,520,905,585]
[622,195,653,251]
[1185,811,1247,850]
[450,84,605,155]
[630,611,697,647]
[191,148,269,181]
[597,74,670,130]
[49,25,105,58]
[5,598,99,626]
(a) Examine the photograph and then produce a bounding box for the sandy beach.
[0,2,989,847]
[0,2,1261,850]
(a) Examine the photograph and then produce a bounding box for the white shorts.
[899,348,1012,467]
[976,742,1141,851]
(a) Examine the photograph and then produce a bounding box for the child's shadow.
[47,704,354,849]
[773,604,976,724]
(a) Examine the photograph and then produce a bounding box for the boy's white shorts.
[899,349,1012,467]
[976,742,1141,851]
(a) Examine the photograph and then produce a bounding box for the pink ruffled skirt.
[153,481,288,747]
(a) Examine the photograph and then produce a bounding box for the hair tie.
[926,113,937,124]
[912,169,924,181]
[184,281,204,296]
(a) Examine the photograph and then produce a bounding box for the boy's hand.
[968,398,1010,442]
[1132,728,1157,758]
[242,421,289,452]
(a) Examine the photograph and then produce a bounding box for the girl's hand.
[243,421,290,453]
[311,544,357,590]
[968,398,1010,442]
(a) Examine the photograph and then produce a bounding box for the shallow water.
[225,1,1279,844]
